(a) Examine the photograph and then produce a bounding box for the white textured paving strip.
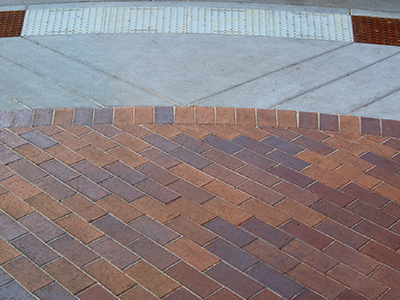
[22,6,354,42]
[269,10,353,41]
[22,8,106,35]
[105,6,187,34]
[187,7,269,36]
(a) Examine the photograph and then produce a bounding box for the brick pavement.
[0,107,400,300]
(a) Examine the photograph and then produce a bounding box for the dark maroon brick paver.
[13,110,32,127]
[241,217,293,248]
[71,160,112,183]
[92,215,141,245]
[104,161,146,185]
[0,281,37,300]
[205,238,259,271]
[32,109,53,127]
[204,217,256,248]
[171,147,212,169]
[48,235,98,267]
[19,212,65,242]
[0,129,27,148]
[142,133,181,153]
[0,111,13,128]
[135,178,179,204]
[246,262,304,299]
[88,237,140,269]
[66,176,110,201]
[40,159,80,182]
[73,107,94,126]
[11,233,59,266]
[206,262,263,299]
[20,130,58,149]
[232,135,274,154]
[155,107,174,124]
[172,133,211,154]
[8,158,48,182]
[94,107,113,125]
[127,237,179,270]
[261,135,304,155]
[129,215,179,245]
[100,177,144,202]
[202,134,243,154]
[34,282,76,300]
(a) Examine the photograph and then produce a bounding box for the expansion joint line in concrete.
[269,50,400,110]
[189,42,352,107]
[21,36,184,107]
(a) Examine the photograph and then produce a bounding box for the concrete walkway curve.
[0,0,400,120]
[0,1,400,300]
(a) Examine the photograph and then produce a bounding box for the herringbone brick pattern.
[0,108,400,299]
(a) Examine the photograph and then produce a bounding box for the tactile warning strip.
[22,6,354,42]
[352,15,400,46]
[0,10,25,38]
[21,8,106,36]
[3,6,400,46]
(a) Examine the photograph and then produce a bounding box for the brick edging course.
[0,107,399,138]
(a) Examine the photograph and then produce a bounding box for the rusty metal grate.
[0,10,26,38]
[352,15,400,46]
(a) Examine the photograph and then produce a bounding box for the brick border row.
[0,107,399,138]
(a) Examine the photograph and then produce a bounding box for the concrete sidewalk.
[0,1,400,121]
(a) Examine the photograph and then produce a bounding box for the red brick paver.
[0,106,400,299]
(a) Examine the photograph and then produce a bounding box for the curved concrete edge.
[2,1,400,18]
[1,0,400,14]
[0,107,399,138]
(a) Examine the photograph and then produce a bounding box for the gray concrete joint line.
[349,85,400,116]
[189,42,352,107]
[269,49,400,110]
[22,36,183,107]
[0,90,32,110]
[0,52,105,109]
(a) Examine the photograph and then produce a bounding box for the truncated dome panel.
[352,15,400,46]
[0,10,26,38]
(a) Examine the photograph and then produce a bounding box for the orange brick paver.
[1,106,400,300]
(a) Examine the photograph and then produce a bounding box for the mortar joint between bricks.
[120,259,142,273]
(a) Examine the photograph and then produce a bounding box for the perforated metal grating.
[352,15,400,46]
[0,10,25,38]
[21,6,354,42]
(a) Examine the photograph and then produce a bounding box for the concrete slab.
[273,52,400,118]
[0,93,27,111]
[196,43,399,109]
[1,37,173,107]
[351,89,400,121]
[28,34,345,106]
[0,5,26,11]
[351,9,400,19]
[0,55,100,109]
